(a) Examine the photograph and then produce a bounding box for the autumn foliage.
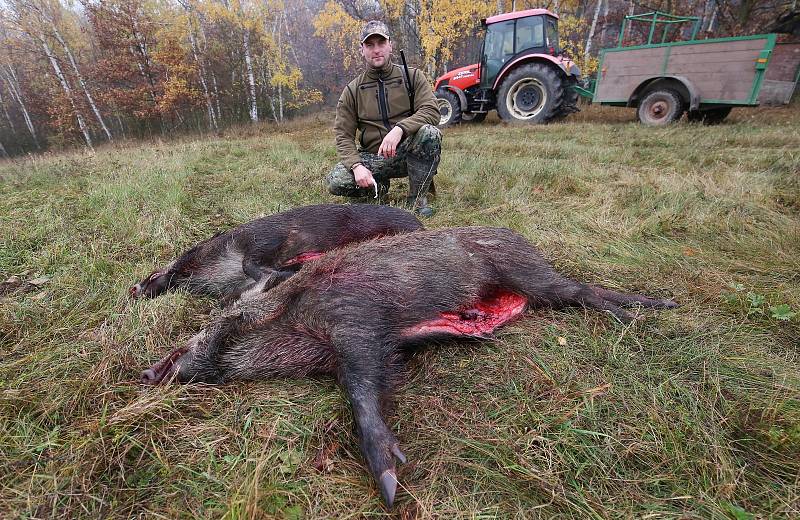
[0,0,794,156]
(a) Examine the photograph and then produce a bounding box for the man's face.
[361,35,392,68]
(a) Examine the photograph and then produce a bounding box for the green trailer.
[575,11,800,125]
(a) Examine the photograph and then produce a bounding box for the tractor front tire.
[637,89,684,126]
[496,63,564,124]
[435,89,461,127]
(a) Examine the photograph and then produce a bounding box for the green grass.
[1,103,799,518]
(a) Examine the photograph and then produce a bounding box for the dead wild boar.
[130,203,423,302]
[140,226,678,507]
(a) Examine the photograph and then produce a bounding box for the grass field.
[1,103,799,519]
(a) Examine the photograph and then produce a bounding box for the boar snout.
[140,368,158,384]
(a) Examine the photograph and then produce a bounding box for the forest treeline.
[0,0,792,156]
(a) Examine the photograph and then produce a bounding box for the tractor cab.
[480,11,560,89]
[434,8,580,126]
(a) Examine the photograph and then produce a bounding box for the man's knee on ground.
[326,163,355,196]
[410,124,442,157]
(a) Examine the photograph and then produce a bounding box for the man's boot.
[406,153,437,217]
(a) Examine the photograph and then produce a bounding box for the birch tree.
[0,65,41,149]
[584,0,603,62]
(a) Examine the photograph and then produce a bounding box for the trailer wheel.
[496,63,563,123]
[435,89,461,127]
[461,112,487,123]
[638,89,684,126]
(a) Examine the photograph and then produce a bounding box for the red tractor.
[434,8,581,125]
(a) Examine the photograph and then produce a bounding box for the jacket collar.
[365,57,395,80]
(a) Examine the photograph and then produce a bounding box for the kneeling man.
[327,20,442,217]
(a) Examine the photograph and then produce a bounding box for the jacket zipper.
[376,77,391,131]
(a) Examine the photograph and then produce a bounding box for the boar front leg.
[225,257,295,303]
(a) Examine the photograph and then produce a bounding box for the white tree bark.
[243,29,258,123]
[51,24,112,141]
[626,1,635,43]
[0,136,8,157]
[187,22,218,131]
[0,85,16,133]
[40,37,93,150]
[585,0,604,62]
[2,66,41,149]
[599,0,609,49]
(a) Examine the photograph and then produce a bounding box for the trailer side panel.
[594,36,773,106]
[759,43,800,105]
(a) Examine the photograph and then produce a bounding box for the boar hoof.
[379,469,398,507]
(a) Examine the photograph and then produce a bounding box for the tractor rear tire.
[551,76,580,121]
[435,89,461,127]
[496,63,565,124]
[461,112,487,123]
[637,89,684,126]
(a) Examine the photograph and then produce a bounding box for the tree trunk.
[599,0,609,48]
[40,38,93,150]
[497,1,504,15]
[243,29,258,123]
[585,0,604,61]
[188,24,217,131]
[626,1,635,43]
[130,14,163,132]
[0,138,8,158]
[184,7,217,132]
[2,66,40,149]
[211,72,222,123]
[0,86,16,133]
[51,24,112,141]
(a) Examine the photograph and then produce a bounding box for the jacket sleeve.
[334,84,362,170]
[395,69,441,136]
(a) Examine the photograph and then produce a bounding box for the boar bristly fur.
[141,226,678,507]
[130,204,424,301]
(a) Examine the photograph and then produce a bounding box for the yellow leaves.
[313,1,362,71]
[559,15,598,76]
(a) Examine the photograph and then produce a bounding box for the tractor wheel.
[637,89,684,126]
[435,89,461,127]
[496,63,564,124]
[461,112,487,123]
[550,76,580,121]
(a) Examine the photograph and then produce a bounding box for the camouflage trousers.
[326,124,442,208]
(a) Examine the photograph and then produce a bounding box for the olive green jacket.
[334,58,440,170]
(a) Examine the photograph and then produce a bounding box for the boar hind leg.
[344,383,406,507]
[337,348,406,507]
[591,286,678,310]
[498,263,635,322]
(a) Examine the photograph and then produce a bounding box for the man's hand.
[378,126,403,158]
[353,164,376,188]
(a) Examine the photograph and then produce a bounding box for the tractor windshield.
[481,15,557,88]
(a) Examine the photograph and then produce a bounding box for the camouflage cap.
[360,20,390,43]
